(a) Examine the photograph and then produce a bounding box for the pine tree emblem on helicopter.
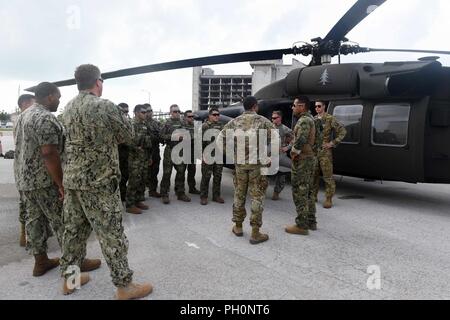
[318,69,331,86]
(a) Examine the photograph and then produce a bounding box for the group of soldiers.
[13,64,153,300]
[117,103,226,215]
[12,62,346,299]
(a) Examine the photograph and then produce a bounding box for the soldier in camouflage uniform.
[125,105,152,214]
[184,110,200,195]
[200,108,224,205]
[16,94,36,247]
[313,100,347,208]
[285,96,317,235]
[270,110,293,201]
[118,103,130,202]
[13,82,64,277]
[159,104,191,204]
[144,104,163,198]
[59,64,152,299]
[217,96,274,245]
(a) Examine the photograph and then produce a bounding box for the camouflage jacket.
[14,103,64,191]
[274,123,293,147]
[184,120,196,147]
[292,112,315,159]
[60,91,133,190]
[202,120,224,160]
[146,118,163,148]
[129,118,152,159]
[160,117,185,149]
[202,120,224,150]
[315,113,347,153]
[218,111,274,169]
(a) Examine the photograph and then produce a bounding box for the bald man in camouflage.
[60,64,152,299]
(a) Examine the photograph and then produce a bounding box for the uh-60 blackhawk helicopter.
[27,0,450,184]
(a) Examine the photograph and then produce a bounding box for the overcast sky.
[1,0,449,115]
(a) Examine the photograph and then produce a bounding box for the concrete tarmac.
[1,134,450,300]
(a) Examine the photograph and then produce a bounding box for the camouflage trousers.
[160,147,187,196]
[60,185,133,287]
[146,148,161,193]
[187,163,197,190]
[21,187,63,255]
[200,163,223,198]
[313,151,335,198]
[19,195,27,224]
[274,172,287,194]
[126,154,147,208]
[232,166,268,228]
[291,156,317,228]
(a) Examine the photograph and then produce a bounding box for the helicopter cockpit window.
[333,105,363,144]
[371,104,410,147]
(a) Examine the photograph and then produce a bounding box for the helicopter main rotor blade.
[323,0,386,42]
[366,48,450,56]
[25,48,294,91]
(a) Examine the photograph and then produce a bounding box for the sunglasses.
[186,115,194,118]
[315,105,324,108]
[211,113,220,116]
[272,117,279,120]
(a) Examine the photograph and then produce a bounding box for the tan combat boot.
[116,282,153,300]
[323,196,333,209]
[177,193,191,202]
[126,206,142,214]
[249,227,269,245]
[212,196,224,204]
[81,258,102,272]
[33,253,60,277]
[161,195,170,204]
[62,272,90,295]
[19,223,26,247]
[136,202,149,210]
[272,192,280,201]
[285,224,309,235]
[232,222,243,237]
[200,197,208,205]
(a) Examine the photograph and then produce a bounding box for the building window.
[371,104,410,147]
[333,104,363,144]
